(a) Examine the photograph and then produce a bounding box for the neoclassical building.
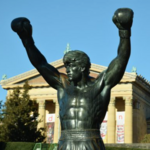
[1,59,150,144]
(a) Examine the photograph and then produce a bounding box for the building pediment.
[0,59,137,89]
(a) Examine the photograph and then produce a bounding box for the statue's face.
[65,61,83,82]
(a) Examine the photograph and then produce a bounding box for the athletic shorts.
[57,129,105,150]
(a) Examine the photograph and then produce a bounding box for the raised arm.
[104,8,133,88]
[11,18,62,90]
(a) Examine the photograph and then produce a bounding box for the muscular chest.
[58,86,91,109]
[58,86,95,122]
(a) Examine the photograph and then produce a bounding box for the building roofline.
[1,59,147,90]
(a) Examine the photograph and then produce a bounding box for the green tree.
[0,81,45,142]
[0,100,4,122]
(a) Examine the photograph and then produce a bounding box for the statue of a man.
[11,8,133,150]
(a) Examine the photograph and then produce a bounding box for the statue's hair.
[63,50,91,76]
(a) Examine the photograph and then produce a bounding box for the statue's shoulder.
[60,73,70,88]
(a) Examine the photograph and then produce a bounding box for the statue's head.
[63,50,91,81]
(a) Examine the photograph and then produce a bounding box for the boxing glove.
[113,8,133,30]
[11,17,32,38]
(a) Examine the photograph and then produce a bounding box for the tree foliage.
[0,100,4,122]
[141,134,150,143]
[0,81,45,142]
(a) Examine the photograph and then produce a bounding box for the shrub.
[141,134,150,143]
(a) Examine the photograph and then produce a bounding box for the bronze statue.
[11,8,133,150]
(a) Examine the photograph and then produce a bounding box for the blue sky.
[0,1,150,102]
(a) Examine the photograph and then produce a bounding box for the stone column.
[107,97,116,143]
[53,100,60,143]
[37,99,45,130]
[124,96,133,143]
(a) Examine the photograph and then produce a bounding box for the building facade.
[1,59,150,143]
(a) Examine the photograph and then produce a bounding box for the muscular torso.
[57,78,110,130]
